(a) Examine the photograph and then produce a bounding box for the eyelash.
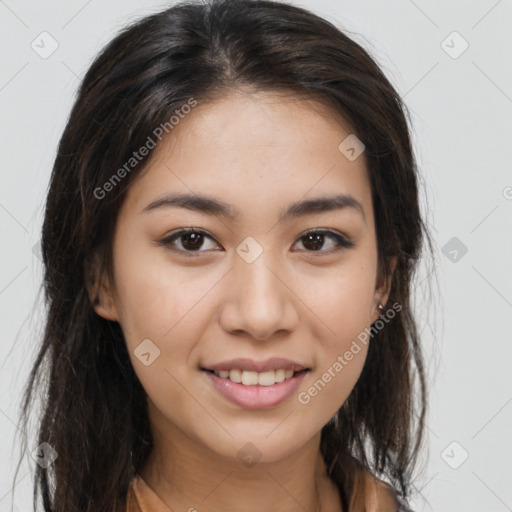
[159,227,354,256]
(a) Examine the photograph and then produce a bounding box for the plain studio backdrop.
[1,1,511,511]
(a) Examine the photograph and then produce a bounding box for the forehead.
[122,91,373,224]
[162,90,360,159]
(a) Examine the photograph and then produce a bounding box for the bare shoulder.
[376,480,400,511]
[350,473,411,512]
[368,475,402,512]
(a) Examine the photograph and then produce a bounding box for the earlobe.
[84,252,119,321]
[92,287,119,321]
[371,256,397,323]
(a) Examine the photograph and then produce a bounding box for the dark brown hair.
[15,0,434,510]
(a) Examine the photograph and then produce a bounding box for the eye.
[293,229,354,253]
[159,227,354,256]
[159,228,220,255]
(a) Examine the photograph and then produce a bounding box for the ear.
[84,251,119,322]
[370,255,397,324]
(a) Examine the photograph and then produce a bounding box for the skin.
[92,90,396,511]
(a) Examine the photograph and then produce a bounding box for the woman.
[16,0,434,510]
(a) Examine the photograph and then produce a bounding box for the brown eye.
[294,230,354,253]
[159,228,354,256]
[160,228,220,254]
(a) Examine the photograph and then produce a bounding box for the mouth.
[201,368,309,386]
[201,367,310,409]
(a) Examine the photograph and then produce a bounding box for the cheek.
[112,257,228,407]
[294,258,375,411]
[114,266,205,410]
[298,317,370,421]
[300,261,376,343]
[299,346,368,411]
[321,285,373,340]
[112,241,209,345]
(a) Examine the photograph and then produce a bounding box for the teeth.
[212,368,298,386]
[242,371,259,386]
[274,369,285,382]
[229,369,242,383]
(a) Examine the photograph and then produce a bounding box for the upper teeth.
[213,369,295,386]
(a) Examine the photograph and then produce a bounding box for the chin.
[200,428,314,466]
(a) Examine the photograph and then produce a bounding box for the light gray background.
[1,1,511,511]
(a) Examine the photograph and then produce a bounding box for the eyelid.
[158,227,354,255]
[295,228,354,252]
[159,227,220,255]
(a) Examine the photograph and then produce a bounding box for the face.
[93,90,393,464]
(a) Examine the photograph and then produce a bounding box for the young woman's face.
[95,91,391,464]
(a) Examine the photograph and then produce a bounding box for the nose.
[219,250,299,341]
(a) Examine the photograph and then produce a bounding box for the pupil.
[305,233,323,251]
[182,233,203,251]
[180,232,326,252]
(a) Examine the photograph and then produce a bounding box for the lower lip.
[202,370,308,409]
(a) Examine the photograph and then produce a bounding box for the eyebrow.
[142,192,366,223]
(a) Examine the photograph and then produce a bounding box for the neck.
[139,407,341,512]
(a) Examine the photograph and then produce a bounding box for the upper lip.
[202,358,309,373]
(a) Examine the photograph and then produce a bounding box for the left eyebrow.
[280,194,366,224]
[142,193,366,224]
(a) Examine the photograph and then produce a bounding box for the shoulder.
[361,474,413,512]
[125,477,141,512]
[374,479,400,511]
[126,473,174,512]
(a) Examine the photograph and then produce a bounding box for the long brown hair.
[14,0,434,510]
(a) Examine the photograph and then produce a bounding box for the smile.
[202,369,309,409]
[210,368,296,386]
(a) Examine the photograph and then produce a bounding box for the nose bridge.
[220,239,297,339]
[238,248,279,301]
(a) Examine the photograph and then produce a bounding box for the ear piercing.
[378,303,384,311]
